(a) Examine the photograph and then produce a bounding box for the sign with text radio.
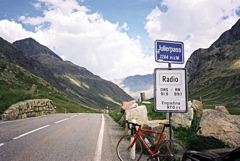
[155,40,184,64]
[154,68,188,113]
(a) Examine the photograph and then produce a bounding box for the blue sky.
[0,0,240,80]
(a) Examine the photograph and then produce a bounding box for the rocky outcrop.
[170,100,240,148]
[185,48,208,81]
[119,99,240,148]
[197,109,240,147]
[2,99,55,121]
[186,19,240,83]
[209,18,240,51]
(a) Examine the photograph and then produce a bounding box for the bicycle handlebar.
[126,120,141,130]
[126,121,171,133]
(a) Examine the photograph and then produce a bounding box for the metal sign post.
[168,63,173,141]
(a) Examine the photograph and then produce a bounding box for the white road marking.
[70,115,77,118]
[55,118,69,124]
[94,114,105,161]
[13,125,50,140]
[0,115,78,147]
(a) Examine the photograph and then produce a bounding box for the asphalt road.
[0,113,125,161]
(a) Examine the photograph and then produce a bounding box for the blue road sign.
[155,40,184,64]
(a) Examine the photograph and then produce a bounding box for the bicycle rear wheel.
[116,135,143,161]
[156,140,186,161]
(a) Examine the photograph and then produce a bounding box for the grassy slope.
[0,61,100,118]
[188,41,240,107]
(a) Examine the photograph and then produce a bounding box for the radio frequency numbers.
[160,88,183,96]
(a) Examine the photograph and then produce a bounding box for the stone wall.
[2,99,55,121]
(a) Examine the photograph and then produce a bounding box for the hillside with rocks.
[0,38,62,90]
[185,19,240,106]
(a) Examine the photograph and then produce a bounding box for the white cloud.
[0,0,155,80]
[1,0,240,81]
[145,0,240,60]
[0,20,34,42]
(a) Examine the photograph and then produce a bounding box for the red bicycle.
[116,120,186,161]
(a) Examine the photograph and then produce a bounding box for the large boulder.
[197,109,228,129]
[122,105,149,135]
[125,105,148,126]
[172,100,195,128]
[197,115,240,147]
[197,109,240,147]
[121,100,137,111]
[172,107,194,128]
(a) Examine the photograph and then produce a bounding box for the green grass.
[226,106,240,115]
[109,108,123,122]
[189,75,240,107]
[0,84,100,115]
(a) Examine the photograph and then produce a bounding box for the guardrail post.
[130,119,137,160]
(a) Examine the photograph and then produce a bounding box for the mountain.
[0,37,133,109]
[185,19,240,106]
[186,19,240,81]
[112,74,154,100]
[0,37,62,89]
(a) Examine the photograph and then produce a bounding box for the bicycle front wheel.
[157,140,186,161]
[116,135,143,161]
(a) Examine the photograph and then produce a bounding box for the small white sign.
[154,68,188,113]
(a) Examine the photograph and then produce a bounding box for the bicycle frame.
[128,127,172,158]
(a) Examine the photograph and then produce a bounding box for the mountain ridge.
[0,37,133,109]
[209,18,240,51]
[0,37,63,90]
